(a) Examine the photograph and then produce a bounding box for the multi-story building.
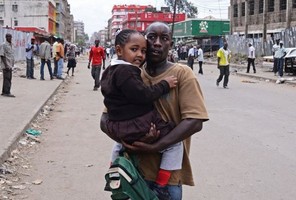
[110,4,154,44]
[230,0,296,39]
[121,11,186,32]
[74,20,85,39]
[0,0,73,39]
[99,28,108,47]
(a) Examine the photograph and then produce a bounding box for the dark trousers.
[53,58,58,76]
[273,58,279,73]
[217,65,230,87]
[26,58,34,78]
[247,58,256,73]
[187,58,194,70]
[2,68,12,94]
[91,65,102,88]
[198,61,203,74]
[277,58,284,77]
[40,59,53,79]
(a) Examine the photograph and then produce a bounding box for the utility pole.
[171,0,178,37]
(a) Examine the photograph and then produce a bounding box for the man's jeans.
[57,58,64,77]
[146,180,182,200]
[26,58,34,78]
[40,59,53,79]
[217,65,230,87]
[91,65,102,88]
[277,57,284,77]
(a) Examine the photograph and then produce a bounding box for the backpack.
[104,153,159,200]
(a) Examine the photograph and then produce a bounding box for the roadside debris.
[25,129,42,136]
[276,77,296,84]
[241,80,258,83]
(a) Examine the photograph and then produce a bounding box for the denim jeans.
[57,58,64,77]
[91,65,102,88]
[277,58,284,77]
[217,65,230,87]
[146,180,183,200]
[40,59,53,79]
[26,58,34,78]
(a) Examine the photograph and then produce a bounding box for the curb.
[0,79,65,165]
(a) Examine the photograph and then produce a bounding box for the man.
[25,36,36,79]
[101,22,209,200]
[0,33,15,97]
[216,41,231,89]
[274,41,286,78]
[197,45,204,74]
[52,37,59,77]
[272,39,280,76]
[39,38,53,80]
[247,43,256,73]
[56,38,65,80]
[88,39,105,91]
[187,45,195,70]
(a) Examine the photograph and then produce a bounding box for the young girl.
[66,44,77,76]
[101,29,183,198]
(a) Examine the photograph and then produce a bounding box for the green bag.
[105,154,158,200]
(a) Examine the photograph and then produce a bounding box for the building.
[121,11,186,32]
[74,20,85,39]
[230,0,296,39]
[110,4,154,44]
[0,0,73,39]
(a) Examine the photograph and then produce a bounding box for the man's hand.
[103,64,106,70]
[138,123,160,143]
[87,62,90,69]
[122,140,158,153]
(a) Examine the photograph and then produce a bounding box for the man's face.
[145,23,172,64]
[95,40,100,46]
[6,34,12,43]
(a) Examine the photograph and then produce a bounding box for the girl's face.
[117,33,147,67]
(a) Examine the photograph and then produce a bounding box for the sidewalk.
[0,59,64,164]
[0,58,295,165]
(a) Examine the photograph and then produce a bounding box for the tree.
[164,0,198,18]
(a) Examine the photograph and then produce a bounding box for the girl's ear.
[115,45,122,57]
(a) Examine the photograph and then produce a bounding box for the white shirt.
[248,46,255,59]
[188,47,195,57]
[197,48,204,61]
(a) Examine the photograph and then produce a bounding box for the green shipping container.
[171,19,230,38]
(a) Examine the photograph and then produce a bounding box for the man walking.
[187,45,195,70]
[52,37,59,77]
[56,38,65,80]
[39,38,53,80]
[88,39,105,91]
[274,41,286,78]
[216,41,231,89]
[0,33,15,97]
[25,36,36,79]
[197,45,204,74]
[247,43,256,73]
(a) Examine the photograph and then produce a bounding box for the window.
[249,0,255,15]
[12,4,18,12]
[259,0,264,13]
[0,5,4,12]
[14,20,18,26]
[242,2,245,16]
[293,0,296,8]
[268,0,274,12]
[280,0,286,10]
[233,4,238,17]
[0,20,3,26]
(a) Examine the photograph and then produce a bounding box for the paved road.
[1,58,296,199]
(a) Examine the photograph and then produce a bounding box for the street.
[1,56,296,200]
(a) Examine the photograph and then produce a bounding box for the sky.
[68,0,230,36]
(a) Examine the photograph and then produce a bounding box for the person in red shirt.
[88,39,105,90]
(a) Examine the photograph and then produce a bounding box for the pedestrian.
[0,33,15,97]
[216,41,231,89]
[56,38,65,80]
[101,29,180,199]
[106,47,110,59]
[101,21,209,200]
[274,41,287,78]
[52,37,59,77]
[25,36,36,79]
[39,38,53,80]
[197,45,204,74]
[66,44,77,76]
[88,39,105,91]
[272,39,280,76]
[187,44,195,70]
[110,46,115,59]
[247,42,256,73]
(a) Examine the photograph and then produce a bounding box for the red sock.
[155,169,171,186]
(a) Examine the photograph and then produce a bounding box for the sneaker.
[93,87,98,91]
[40,78,45,80]
[223,86,229,89]
[57,77,64,80]
[216,80,219,87]
[151,183,170,200]
[1,93,15,97]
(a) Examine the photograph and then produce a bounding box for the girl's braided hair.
[115,29,142,47]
